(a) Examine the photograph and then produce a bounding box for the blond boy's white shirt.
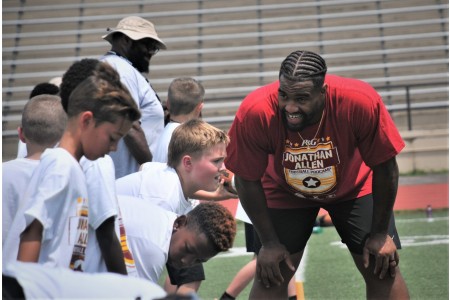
[116,162,194,215]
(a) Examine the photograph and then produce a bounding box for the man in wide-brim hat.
[100,16,166,179]
[103,16,167,73]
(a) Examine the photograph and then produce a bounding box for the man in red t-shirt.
[225,50,409,299]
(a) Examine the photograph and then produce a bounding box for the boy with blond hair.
[117,119,229,212]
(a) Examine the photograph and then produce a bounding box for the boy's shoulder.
[40,148,75,164]
[3,157,39,168]
[140,161,170,173]
[2,158,40,183]
[140,162,180,186]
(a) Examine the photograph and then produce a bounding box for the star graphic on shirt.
[304,177,320,188]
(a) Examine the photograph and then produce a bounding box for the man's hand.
[363,233,399,279]
[256,242,295,288]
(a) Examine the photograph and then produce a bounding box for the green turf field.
[193,209,449,300]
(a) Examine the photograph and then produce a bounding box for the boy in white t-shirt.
[16,81,61,159]
[59,58,131,275]
[153,77,204,163]
[116,195,236,284]
[116,119,231,294]
[3,95,67,246]
[3,62,140,272]
[152,77,236,202]
[116,118,231,213]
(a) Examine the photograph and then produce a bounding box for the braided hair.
[279,50,327,89]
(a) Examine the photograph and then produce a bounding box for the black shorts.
[166,263,205,286]
[267,194,401,255]
[244,222,262,253]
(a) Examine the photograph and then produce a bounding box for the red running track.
[394,182,448,210]
[219,182,449,217]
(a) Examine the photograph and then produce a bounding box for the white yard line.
[215,247,253,258]
[395,216,448,223]
[295,245,308,282]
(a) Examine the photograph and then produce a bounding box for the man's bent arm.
[123,121,152,164]
[363,156,400,278]
[371,156,399,235]
[235,175,294,287]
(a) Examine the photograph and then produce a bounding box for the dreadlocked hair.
[187,202,236,252]
[279,50,327,89]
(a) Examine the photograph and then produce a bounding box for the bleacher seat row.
[2,0,448,161]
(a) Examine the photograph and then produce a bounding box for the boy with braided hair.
[116,195,236,284]
[225,50,409,299]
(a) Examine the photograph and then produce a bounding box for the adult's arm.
[234,175,295,287]
[123,121,152,164]
[363,156,400,279]
[96,216,127,275]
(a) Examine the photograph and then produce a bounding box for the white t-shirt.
[80,155,119,273]
[117,195,177,283]
[152,121,180,163]
[116,162,194,215]
[101,54,164,179]
[3,261,166,299]
[2,158,40,246]
[3,148,89,271]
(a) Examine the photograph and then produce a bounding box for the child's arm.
[17,219,43,262]
[96,216,127,275]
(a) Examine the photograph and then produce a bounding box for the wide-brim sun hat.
[102,16,167,50]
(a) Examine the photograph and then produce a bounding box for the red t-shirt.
[225,74,405,208]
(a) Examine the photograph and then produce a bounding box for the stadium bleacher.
[2,0,448,169]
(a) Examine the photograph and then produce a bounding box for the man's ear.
[17,126,26,143]
[173,215,187,231]
[321,83,328,94]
